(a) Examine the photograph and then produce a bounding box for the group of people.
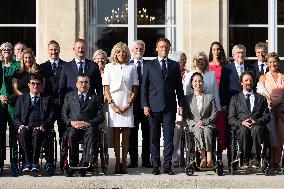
[0,37,283,177]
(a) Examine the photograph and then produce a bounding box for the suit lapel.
[81,92,92,109]
[71,59,79,75]
[24,94,31,116]
[153,58,164,80]
[166,59,173,80]
[251,93,260,113]
[239,93,250,113]
[84,60,90,75]
[73,91,81,108]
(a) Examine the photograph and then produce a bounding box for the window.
[87,0,176,59]
[0,0,36,52]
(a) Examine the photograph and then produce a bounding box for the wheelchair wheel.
[262,162,271,176]
[185,164,194,176]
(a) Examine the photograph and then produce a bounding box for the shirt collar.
[78,91,87,96]
[243,90,254,96]
[75,58,85,64]
[30,93,40,98]
[50,59,59,64]
[234,61,244,68]
[133,58,143,65]
[257,61,266,66]
[158,57,168,62]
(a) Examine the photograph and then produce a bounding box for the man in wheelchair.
[228,71,270,169]
[62,74,104,176]
[13,74,55,174]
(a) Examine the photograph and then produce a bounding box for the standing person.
[103,42,139,174]
[251,42,269,82]
[257,52,284,170]
[59,39,103,106]
[208,41,228,150]
[141,38,184,175]
[169,51,189,167]
[13,74,54,174]
[0,42,21,176]
[92,49,108,76]
[128,40,151,168]
[13,42,27,62]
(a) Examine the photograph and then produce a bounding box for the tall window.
[229,0,284,70]
[87,0,176,58]
[0,0,36,52]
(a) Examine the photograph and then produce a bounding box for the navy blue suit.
[141,58,184,169]
[59,59,103,106]
[251,61,269,83]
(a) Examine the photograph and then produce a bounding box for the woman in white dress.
[103,42,139,174]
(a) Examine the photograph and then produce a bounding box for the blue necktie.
[79,94,85,106]
[78,61,83,74]
[246,94,251,112]
[52,62,57,71]
[161,59,167,78]
[32,96,39,106]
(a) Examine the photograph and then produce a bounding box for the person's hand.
[196,120,205,128]
[79,121,91,129]
[241,119,252,128]
[120,104,131,114]
[33,125,45,132]
[110,103,121,114]
[178,107,184,116]
[0,95,9,104]
[144,107,151,117]
[18,125,29,133]
[71,121,81,129]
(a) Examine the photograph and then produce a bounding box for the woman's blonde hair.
[191,51,209,71]
[18,48,39,73]
[266,52,280,62]
[110,42,131,64]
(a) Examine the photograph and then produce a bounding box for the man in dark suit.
[62,74,104,176]
[40,40,66,144]
[13,74,54,174]
[228,71,270,168]
[220,44,256,108]
[141,38,184,175]
[251,42,269,82]
[59,39,103,106]
[128,40,151,168]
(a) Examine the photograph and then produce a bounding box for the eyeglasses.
[2,48,12,51]
[78,81,89,84]
[30,82,41,86]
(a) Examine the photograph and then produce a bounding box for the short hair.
[239,71,255,84]
[0,42,13,51]
[110,42,131,64]
[169,51,185,62]
[29,73,43,83]
[232,44,246,56]
[92,49,108,62]
[191,51,209,71]
[74,39,87,47]
[76,73,90,82]
[156,37,171,47]
[255,42,268,53]
[190,72,204,89]
[266,52,280,62]
[48,40,60,48]
[131,40,145,50]
[14,42,27,49]
[208,41,227,65]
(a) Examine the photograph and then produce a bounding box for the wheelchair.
[61,127,109,177]
[180,126,223,176]
[228,125,271,176]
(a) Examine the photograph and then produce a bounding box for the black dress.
[13,71,33,94]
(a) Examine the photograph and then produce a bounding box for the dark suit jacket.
[62,90,104,128]
[228,92,270,128]
[59,59,103,105]
[13,93,55,130]
[219,62,255,107]
[251,61,269,83]
[40,59,65,99]
[141,58,184,112]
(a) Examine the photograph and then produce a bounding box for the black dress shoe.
[152,167,160,175]
[142,162,153,168]
[164,168,174,175]
[127,162,138,168]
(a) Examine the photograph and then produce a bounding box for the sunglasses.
[30,82,41,86]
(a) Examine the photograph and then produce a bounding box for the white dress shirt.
[234,61,244,77]
[133,58,144,74]
[75,58,86,73]
[243,90,255,112]
[195,95,203,113]
[157,57,168,69]
[258,61,267,73]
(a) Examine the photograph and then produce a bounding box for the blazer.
[184,93,218,128]
[228,92,270,128]
[13,93,55,130]
[40,59,65,99]
[62,90,105,128]
[59,59,103,105]
[251,61,269,83]
[141,58,184,112]
[219,62,255,107]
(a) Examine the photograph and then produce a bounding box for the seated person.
[184,72,218,168]
[13,74,54,173]
[228,71,270,168]
[62,74,104,176]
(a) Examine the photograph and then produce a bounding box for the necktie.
[78,61,83,74]
[52,62,57,71]
[246,94,251,112]
[260,64,265,75]
[137,60,142,81]
[32,96,39,106]
[240,65,244,75]
[161,59,167,78]
[79,94,85,106]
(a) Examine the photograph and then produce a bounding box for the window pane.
[229,0,268,24]
[96,27,128,56]
[0,27,36,53]
[278,28,284,57]
[137,0,166,25]
[96,0,127,24]
[280,60,284,73]
[278,0,284,25]
[137,28,165,57]
[0,0,35,24]
[229,27,268,57]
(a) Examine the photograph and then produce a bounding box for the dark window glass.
[96,27,128,56]
[0,0,36,24]
[280,60,284,72]
[0,28,36,53]
[229,0,268,24]
[137,0,166,25]
[278,29,284,57]
[138,28,165,57]
[278,0,284,25]
[229,27,268,57]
